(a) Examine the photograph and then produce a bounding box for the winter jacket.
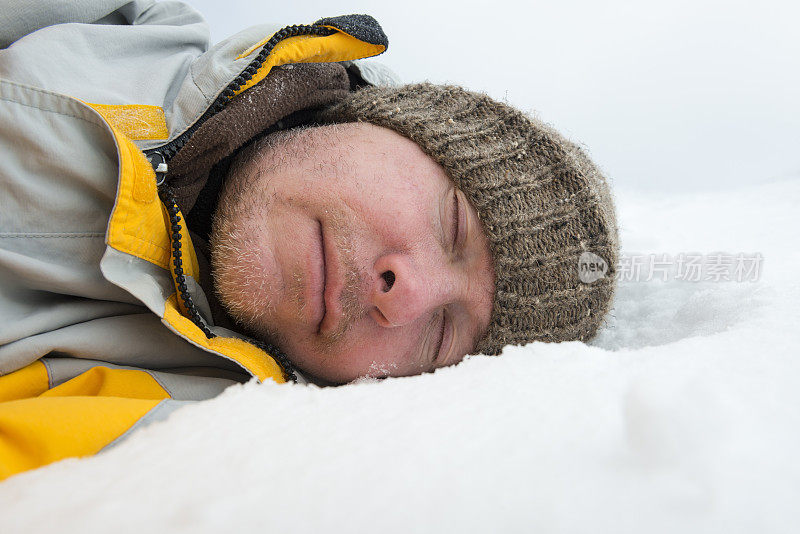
[0,0,389,480]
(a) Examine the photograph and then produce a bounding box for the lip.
[305,220,326,332]
[318,220,343,336]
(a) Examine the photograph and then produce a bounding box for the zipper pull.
[147,151,169,186]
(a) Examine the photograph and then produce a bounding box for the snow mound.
[2,179,799,533]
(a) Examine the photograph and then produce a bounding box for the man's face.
[210,123,495,383]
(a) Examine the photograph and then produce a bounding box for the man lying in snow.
[0,0,619,478]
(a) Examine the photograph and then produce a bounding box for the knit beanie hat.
[318,83,620,355]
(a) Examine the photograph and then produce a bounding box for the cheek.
[352,201,434,257]
[360,321,431,373]
[342,329,414,377]
[333,172,431,224]
[294,323,425,382]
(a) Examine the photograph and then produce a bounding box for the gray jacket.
[0,0,389,479]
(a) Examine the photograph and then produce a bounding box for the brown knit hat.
[318,83,620,355]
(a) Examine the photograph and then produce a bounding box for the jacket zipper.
[144,24,336,382]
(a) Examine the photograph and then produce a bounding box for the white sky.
[180,0,800,193]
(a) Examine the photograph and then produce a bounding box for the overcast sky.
[180,0,800,193]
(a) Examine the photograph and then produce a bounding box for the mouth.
[313,220,326,334]
[317,220,343,337]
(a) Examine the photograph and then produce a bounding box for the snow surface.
[2,178,798,533]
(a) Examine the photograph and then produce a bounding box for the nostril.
[381,270,395,292]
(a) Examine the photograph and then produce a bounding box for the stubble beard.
[209,186,365,363]
[209,198,284,347]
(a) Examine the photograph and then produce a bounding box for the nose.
[369,253,449,327]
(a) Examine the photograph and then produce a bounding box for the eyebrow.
[469,318,490,356]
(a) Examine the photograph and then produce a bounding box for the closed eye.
[433,307,458,368]
[427,308,444,366]
[451,189,459,249]
[452,189,467,252]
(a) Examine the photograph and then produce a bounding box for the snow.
[2,177,799,533]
